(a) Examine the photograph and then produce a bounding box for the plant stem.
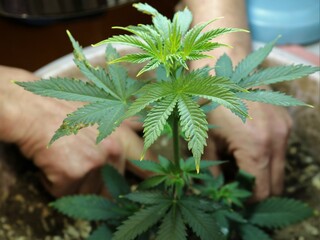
[172,108,180,167]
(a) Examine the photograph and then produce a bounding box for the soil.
[0,131,319,240]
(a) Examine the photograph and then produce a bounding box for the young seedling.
[16,3,319,240]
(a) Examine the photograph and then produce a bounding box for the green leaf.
[62,101,123,125]
[239,65,320,88]
[67,31,124,100]
[228,99,248,123]
[143,95,178,156]
[194,28,245,50]
[124,191,168,204]
[94,34,152,53]
[96,104,127,143]
[156,65,170,81]
[236,90,311,107]
[50,101,126,144]
[75,60,121,99]
[180,200,223,240]
[71,34,140,101]
[247,197,313,229]
[181,73,249,119]
[168,30,181,58]
[180,196,223,213]
[153,14,171,40]
[157,155,175,173]
[156,206,187,240]
[101,165,130,200]
[105,44,133,99]
[15,78,113,102]
[138,175,167,190]
[87,225,113,240]
[123,82,172,119]
[113,202,171,240]
[179,157,194,171]
[215,53,233,78]
[66,30,86,60]
[135,24,162,40]
[105,44,144,100]
[186,52,211,61]
[199,160,226,169]
[211,174,225,189]
[231,39,277,83]
[183,19,215,56]
[178,95,208,172]
[173,7,193,36]
[104,42,120,61]
[113,26,159,55]
[230,187,252,199]
[133,2,159,16]
[212,210,229,237]
[111,52,153,64]
[20,36,136,148]
[181,158,225,172]
[137,59,161,76]
[191,40,227,54]
[224,211,247,224]
[50,195,127,221]
[238,224,271,240]
[131,160,166,174]
[217,182,252,207]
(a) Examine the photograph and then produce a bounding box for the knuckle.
[50,162,84,183]
[233,149,270,169]
[274,122,291,138]
[248,129,270,149]
[256,132,270,146]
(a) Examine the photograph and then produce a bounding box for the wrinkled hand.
[0,65,151,197]
[206,101,292,201]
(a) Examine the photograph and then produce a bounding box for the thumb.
[113,125,157,179]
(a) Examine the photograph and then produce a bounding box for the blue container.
[246,0,320,45]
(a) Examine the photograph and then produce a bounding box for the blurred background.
[0,0,319,72]
[0,0,178,71]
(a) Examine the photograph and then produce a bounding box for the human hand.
[206,101,292,201]
[0,65,153,197]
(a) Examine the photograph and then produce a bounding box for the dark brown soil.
[273,131,320,240]
[0,130,319,240]
[0,144,92,240]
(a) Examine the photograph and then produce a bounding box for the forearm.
[182,0,251,66]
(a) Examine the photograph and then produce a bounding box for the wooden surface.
[0,0,177,72]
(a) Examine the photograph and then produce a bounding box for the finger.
[203,137,221,176]
[113,126,157,179]
[270,126,290,196]
[234,150,271,201]
[123,116,143,131]
[39,171,80,197]
[270,152,285,196]
[271,111,293,195]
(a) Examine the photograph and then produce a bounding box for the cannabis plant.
[16,3,319,240]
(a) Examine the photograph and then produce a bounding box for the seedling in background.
[17,3,318,240]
